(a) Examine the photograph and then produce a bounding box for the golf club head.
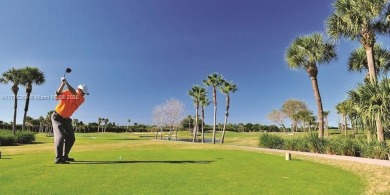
[63,68,72,77]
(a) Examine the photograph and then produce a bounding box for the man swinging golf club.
[51,68,89,164]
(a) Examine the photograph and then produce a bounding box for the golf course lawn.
[0,133,363,194]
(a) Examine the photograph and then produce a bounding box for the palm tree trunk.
[365,46,377,83]
[193,105,199,142]
[201,107,205,143]
[212,87,217,144]
[310,76,324,138]
[22,92,31,131]
[221,95,230,143]
[12,91,18,135]
[375,113,385,142]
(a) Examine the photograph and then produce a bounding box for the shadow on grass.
[71,160,215,165]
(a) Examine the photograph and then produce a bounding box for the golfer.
[51,77,89,164]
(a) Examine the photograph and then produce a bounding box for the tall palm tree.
[188,85,206,142]
[20,67,45,131]
[203,73,224,144]
[327,0,388,83]
[199,93,211,143]
[219,80,238,143]
[347,44,390,142]
[285,33,337,138]
[0,68,24,135]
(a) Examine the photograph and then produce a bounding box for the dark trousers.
[51,112,75,161]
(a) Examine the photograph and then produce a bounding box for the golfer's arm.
[65,82,77,95]
[56,83,66,95]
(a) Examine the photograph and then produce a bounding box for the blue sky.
[0,0,381,127]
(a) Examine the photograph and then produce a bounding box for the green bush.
[259,134,284,149]
[305,133,325,153]
[337,137,359,156]
[284,138,299,151]
[0,130,36,146]
[15,131,36,144]
[0,130,17,146]
[360,141,389,160]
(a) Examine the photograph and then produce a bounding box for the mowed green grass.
[0,133,363,194]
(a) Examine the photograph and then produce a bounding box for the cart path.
[229,145,390,167]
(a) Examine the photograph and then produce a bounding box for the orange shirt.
[55,90,85,118]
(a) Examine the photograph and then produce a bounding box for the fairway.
[0,133,363,194]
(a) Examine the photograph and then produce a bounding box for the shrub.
[259,133,284,149]
[0,130,36,145]
[0,130,17,146]
[284,138,299,151]
[337,137,359,156]
[325,138,339,155]
[305,133,325,153]
[15,131,36,144]
[360,141,389,160]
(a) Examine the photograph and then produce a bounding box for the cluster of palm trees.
[97,117,110,132]
[285,0,390,142]
[188,73,238,144]
[0,67,45,135]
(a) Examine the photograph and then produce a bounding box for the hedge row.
[259,133,390,160]
[0,130,36,146]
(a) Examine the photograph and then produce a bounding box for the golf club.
[63,68,72,78]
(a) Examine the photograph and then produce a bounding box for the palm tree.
[104,118,109,132]
[336,100,350,135]
[348,78,390,142]
[285,33,337,138]
[203,73,224,144]
[199,93,211,143]
[327,0,388,83]
[219,80,238,143]
[348,44,390,80]
[347,44,390,142]
[323,111,330,137]
[72,119,79,132]
[0,68,24,135]
[188,85,206,142]
[20,67,45,131]
[97,118,103,132]
[327,0,389,142]
[127,119,131,132]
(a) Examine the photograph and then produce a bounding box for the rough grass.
[0,132,363,194]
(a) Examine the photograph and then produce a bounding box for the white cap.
[77,84,89,95]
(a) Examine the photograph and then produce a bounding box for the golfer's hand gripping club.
[61,77,67,83]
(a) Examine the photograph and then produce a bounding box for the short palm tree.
[219,80,238,143]
[203,73,224,144]
[0,68,24,135]
[199,93,211,143]
[348,78,390,142]
[285,33,337,138]
[188,85,206,142]
[20,66,45,131]
[327,0,389,83]
[336,100,351,135]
